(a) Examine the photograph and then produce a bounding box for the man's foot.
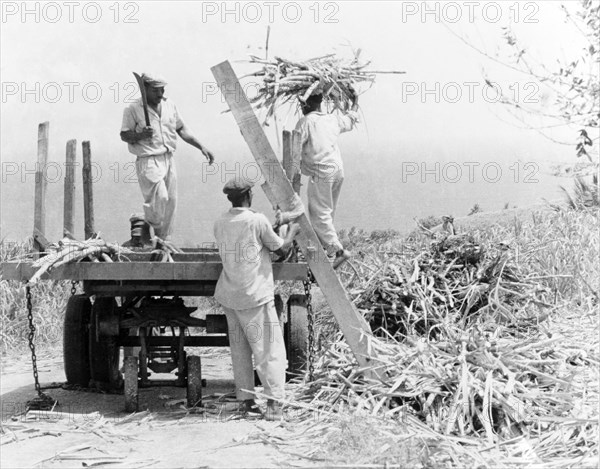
[265,399,284,422]
[240,399,263,418]
[332,249,352,270]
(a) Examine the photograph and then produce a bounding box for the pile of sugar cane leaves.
[271,232,599,467]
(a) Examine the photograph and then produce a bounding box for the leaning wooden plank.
[33,122,49,251]
[282,130,293,180]
[290,130,302,193]
[211,61,375,370]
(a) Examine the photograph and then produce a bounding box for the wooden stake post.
[82,141,95,240]
[211,61,376,371]
[33,122,50,251]
[63,139,77,237]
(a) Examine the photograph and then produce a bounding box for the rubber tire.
[63,294,92,386]
[89,297,121,388]
[285,294,309,381]
[187,356,202,408]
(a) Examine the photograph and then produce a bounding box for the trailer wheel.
[124,356,138,412]
[63,294,92,386]
[285,294,309,381]
[89,297,121,389]
[186,356,202,408]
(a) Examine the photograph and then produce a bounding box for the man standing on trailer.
[279,91,359,268]
[214,177,299,421]
[120,73,215,241]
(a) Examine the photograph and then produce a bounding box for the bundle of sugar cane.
[29,236,131,284]
[242,51,405,124]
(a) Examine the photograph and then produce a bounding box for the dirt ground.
[0,348,319,469]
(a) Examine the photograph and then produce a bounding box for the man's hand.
[140,126,154,140]
[177,124,215,164]
[287,222,300,238]
[275,209,290,227]
[202,148,215,165]
[275,221,301,257]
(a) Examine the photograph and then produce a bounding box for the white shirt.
[213,208,284,310]
[295,111,358,179]
[121,98,184,157]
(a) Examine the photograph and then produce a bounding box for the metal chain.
[25,284,57,410]
[71,280,78,296]
[304,268,316,381]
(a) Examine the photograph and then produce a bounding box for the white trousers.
[307,169,344,255]
[136,153,177,238]
[222,301,286,401]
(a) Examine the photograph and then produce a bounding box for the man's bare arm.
[177,124,215,164]
[120,127,153,144]
[273,223,300,257]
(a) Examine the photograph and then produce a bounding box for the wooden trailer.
[1,121,312,412]
[1,249,311,412]
[1,61,379,412]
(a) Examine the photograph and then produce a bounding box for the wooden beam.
[82,141,95,239]
[261,182,277,210]
[211,61,375,370]
[291,130,302,193]
[282,130,293,179]
[63,139,77,237]
[33,122,49,251]
[283,129,302,193]
[0,261,308,282]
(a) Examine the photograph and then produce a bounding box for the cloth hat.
[141,72,168,88]
[129,213,145,223]
[223,177,255,196]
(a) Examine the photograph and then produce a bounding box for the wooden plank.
[33,122,49,250]
[291,130,302,193]
[82,141,95,239]
[282,130,293,179]
[0,261,308,282]
[211,61,375,370]
[261,182,277,210]
[32,228,50,252]
[63,139,77,237]
[212,63,299,212]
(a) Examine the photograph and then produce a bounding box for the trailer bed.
[0,251,309,296]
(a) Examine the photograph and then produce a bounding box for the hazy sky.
[0,1,588,242]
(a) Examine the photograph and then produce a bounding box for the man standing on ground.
[120,73,215,241]
[280,92,358,268]
[214,177,299,421]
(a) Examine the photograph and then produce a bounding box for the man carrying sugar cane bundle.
[120,72,215,242]
[278,89,359,268]
[245,53,403,266]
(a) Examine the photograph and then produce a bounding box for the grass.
[559,174,599,211]
[1,186,598,467]
[0,240,70,356]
